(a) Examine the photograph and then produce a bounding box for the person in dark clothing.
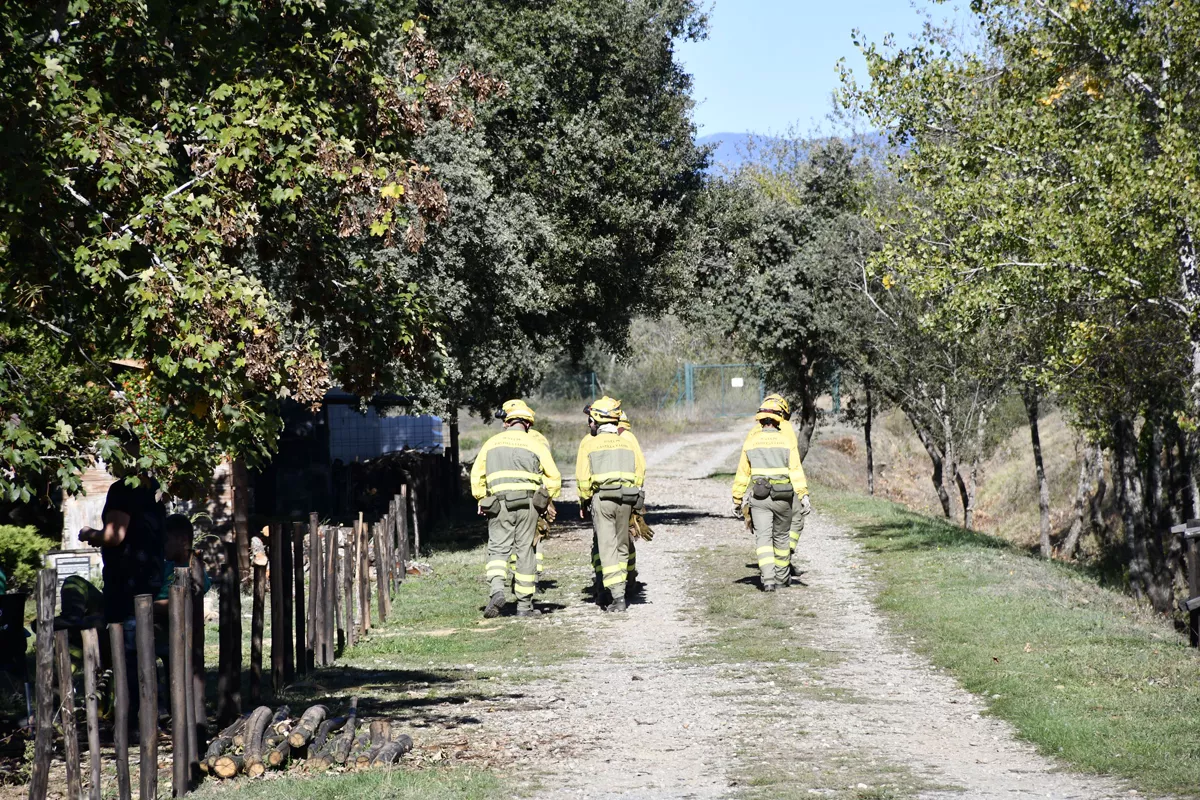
[79,460,166,720]
[80,474,166,623]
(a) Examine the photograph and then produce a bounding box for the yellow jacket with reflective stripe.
[470,427,562,500]
[528,428,552,451]
[732,423,807,503]
[575,430,646,501]
[743,417,797,450]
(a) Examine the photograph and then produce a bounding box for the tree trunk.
[865,376,875,495]
[1023,388,1053,557]
[1142,421,1175,610]
[904,407,952,518]
[1112,414,1172,612]
[796,386,818,462]
[1060,439,1098,559]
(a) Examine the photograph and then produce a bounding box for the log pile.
[199,698,414,779]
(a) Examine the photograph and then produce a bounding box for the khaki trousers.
[485,498,538,610]
[749,496,793,586]
[591,497,633,601]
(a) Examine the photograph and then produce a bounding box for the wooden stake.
[359,512,370,633]
[217,537,241,724]
[282,523,295,682]
[293,521,306,676]
[134,595,158,800]
[53,629,83,799]
[309,522,323,668]
[251,561,266,701]
[325,524,337,663]
[373,523,387,624]
[189,555,206,767]
[108,623,131,800]
[345,521,357,648]
[170,575,188,797]
[269,523,285,692]
[29,569,56,800]
[81,628,103,800]
[411,489,422,559]
[182,574,199,783]
[399,485,410,568]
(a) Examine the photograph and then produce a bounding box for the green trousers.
[789,493,806,566]
[591,496,633,601]
[485,498,538,610]
[749,496,793,587]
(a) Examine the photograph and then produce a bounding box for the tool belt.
[751,477,793,502]
[480,490,534,515]
[597,485,643,506]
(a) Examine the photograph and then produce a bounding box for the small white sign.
[731,377,745,388]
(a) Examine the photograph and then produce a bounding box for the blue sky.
[677,1,955,137]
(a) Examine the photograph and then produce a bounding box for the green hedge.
[0,525,55,592]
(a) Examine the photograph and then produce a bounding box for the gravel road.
[482,428,1142,800]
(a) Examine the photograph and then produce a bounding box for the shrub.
[0,525,55,592]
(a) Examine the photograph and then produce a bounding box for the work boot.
[516,606,542,618]
[607,597,627,613]
[483,592,505,618]
[761,583,777,593]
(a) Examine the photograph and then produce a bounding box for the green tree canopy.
[0,0,495,500]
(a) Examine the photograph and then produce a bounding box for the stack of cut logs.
[200,698,414,779]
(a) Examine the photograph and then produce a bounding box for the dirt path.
[485,428,1138,799]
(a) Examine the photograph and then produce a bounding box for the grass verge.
[817,482,1200,796]
[192,764,503,800]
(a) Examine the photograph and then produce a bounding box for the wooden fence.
[27,461,458,799]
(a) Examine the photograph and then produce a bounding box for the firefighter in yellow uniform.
[616,410,644,587]
[732,397,809,592]
[470,400,561,617]
[743,393,811,578]
[577,397,646,613]
[498,400,551,582]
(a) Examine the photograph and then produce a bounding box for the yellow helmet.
[499,399,536,424]
[756,394,788,424]
[762,393,790,417]
[588,395,622,425]
[618,410,632,429]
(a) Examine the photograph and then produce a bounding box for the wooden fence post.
[134,595,158,800]
[81,628,103,800]
[399,486,410,568]
[345,521,357,649]
[108,622,132,800]
[182,572,199,783]
[53,629,83,799]
[325,525,337,662]
[1175,519,1200,646]
[373,523,388,624]
[269,523,285,693]
[293,521,307,677]
[217,538,241,724]
[411,489,422,560]
[170,573,189,797]
[359,513,370,634]
[282,523,294,682]
[309,517,322,670]
[29,568,56,800]
[250,560,266,702]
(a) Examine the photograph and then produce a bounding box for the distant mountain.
[697,130,894,174]
[696,133,784,174]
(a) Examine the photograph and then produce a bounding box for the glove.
[731,500,743,519]
[800,494,812,515]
